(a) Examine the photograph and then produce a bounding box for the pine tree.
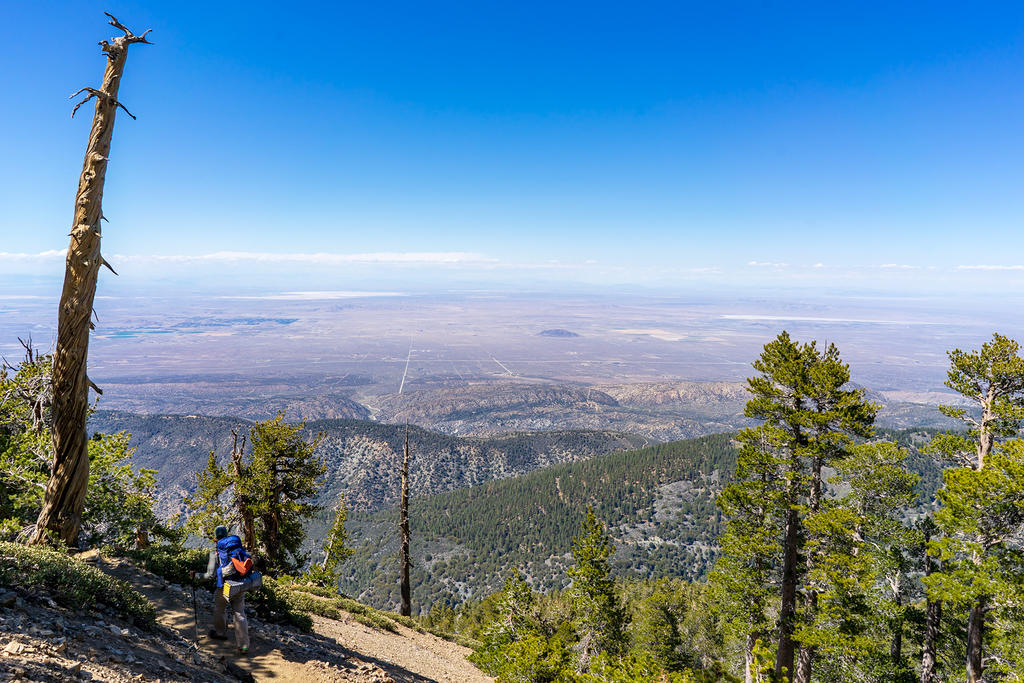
[242,412,325,573]
[471,569,574,681]
[183,451,232,540]
[925,333,1024,683]
[303,499,354,588]
[0,342,53,537]
[185,412,325,574]
[795,441,919,683]
[717,332,877,683]
[568,505,626,667]
[711,430,783,683]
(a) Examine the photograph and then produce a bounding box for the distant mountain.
[368,381,954,441]
[88,411,651,517]
[93,376,957,441]
[368,383,739,440]
[537,328,580,337]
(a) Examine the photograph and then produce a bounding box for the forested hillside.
[88,411,650,516]
[343,428,945,612]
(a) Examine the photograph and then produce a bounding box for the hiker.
[190,526,251,654]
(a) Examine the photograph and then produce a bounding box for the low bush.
[252,578,403,633]
[0,542,155,626]
[246,577,315,631]
[120,545,208,586]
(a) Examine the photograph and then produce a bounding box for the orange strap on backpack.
[231,557,253,576]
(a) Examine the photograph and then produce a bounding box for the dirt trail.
[104,559,491,683]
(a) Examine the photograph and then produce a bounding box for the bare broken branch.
[115,100,136,120]
[70,88,100,118]
[104,13,153,45]
[70,87,137,120]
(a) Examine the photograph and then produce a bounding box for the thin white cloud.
[880,263,922,270]
[956,264,1024,271]
[223,291,405,300]
[112,251,497,265]
[0,250,64,261]
[722,314,944,325]
[747,261,789,268]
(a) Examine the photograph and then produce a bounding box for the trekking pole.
[190,578,200,650]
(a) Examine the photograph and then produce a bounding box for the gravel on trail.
[0,553,491,683]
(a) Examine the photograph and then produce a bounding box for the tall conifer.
[718,332,876,683]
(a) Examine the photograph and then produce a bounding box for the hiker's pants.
[213,589,249,649]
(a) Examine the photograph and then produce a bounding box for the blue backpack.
[216,535,253,579]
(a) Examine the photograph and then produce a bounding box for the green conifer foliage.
[796,442,920,683]
[183,451,232,540]
[568,505,626,666]
[925,333,1024,682]
[185,412,325,574]
[0,344,53,536]
[303,499,355,588]
[714,331,877,683]
[1,343,163,547]
[244,413,326,572]
[472,569,576,681]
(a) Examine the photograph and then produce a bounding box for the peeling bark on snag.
[31,14,150,546]
[399,424,412,617]
[231,429,257,551]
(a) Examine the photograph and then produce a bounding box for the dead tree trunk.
[921,572,941,683]
[775,500,800,681]
[230,430,256,550]
[399,424,412,617]
[793,457,825,683]
[966,597,985,683]
[32,14,151,546]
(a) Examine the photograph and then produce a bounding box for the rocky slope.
[367,381,952,441]
[0,552,489,683]
[367,383,740,441]
[87,412,650,516]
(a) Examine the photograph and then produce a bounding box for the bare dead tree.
[229,429,257,550]
[399,424,412,617]
[32,14,151,546]
[920,519,941,683]
[1,338,53,436]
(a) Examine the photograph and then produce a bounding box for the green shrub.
[353,611,398,632]
[0,542,155,626]
[120,545,208,586]
[251,577,402,633]
[246,576,314,631]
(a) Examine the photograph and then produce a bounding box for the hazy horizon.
[4,2,1024,297]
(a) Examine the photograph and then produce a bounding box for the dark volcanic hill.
[537,328,580,337]
[88,411,651,517]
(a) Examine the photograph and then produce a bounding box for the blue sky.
[2,1,1024,293]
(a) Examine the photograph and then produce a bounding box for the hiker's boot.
[207,629,228,641]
